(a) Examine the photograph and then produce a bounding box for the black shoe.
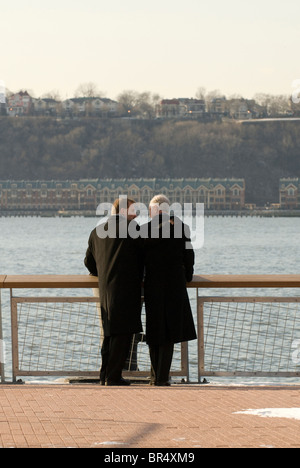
[100,380,106,386]
[105,378,131,386]
[155,381,171,387]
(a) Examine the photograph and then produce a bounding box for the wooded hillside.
[0,117,299,205]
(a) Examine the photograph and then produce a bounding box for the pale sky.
[1,0,299,100]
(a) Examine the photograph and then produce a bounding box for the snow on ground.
[235,408,300,420]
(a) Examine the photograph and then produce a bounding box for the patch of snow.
[94,441,129,446]
[235,408,300,421]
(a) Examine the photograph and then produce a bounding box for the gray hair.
[149,194,170,213]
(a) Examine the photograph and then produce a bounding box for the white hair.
[149,194,170,214]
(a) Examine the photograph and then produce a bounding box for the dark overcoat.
[84,215,144,336]
[143,214,197,346]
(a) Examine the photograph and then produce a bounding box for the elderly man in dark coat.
[143,194,197,386]
[84,197,144,386]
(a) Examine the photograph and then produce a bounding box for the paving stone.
[0,384,299,448]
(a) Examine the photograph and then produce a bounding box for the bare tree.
[117,90,162,118]
[74,82,105,98]
[195,87,207,100]
[228,93,243,99]
[136,92,162,118]
[254,93,291,116]
[42,90,61,101]
[117,90,139,115]
[206,89,224,100]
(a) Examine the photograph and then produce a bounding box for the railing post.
[93,287,104,346]
[197,291,205,383]
[10,290,19,383]
[181,342,189,383]
[0,288,5,383]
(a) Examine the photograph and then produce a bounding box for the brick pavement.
[0,384,299,448]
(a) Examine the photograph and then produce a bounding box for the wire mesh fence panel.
[11,297,186,380]
[9,294,300,381]
[123,331,185,377]
[199,297,300,377]
[16,299,102,375]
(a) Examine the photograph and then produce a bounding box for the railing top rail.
[1,274,300,289]
[3,275,98,289]
[190,274,300,288]
[0,276,6,288]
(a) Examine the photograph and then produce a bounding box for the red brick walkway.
[0,384,299,448]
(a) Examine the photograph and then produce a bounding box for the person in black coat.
[84,197,144,386]
[143,194,197,386]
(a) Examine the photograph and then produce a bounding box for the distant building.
[157,99,180,118]
[207,97,266,120]
[33,98,61,116]
[279,178,300,209]
[61,97,118,117]
[178,98,206,117]
[7,91,34,116]
[2,88,286,120]
[0,178,245,212]
[207,97,227,115]
[226,99,252,120]
[157,98,206,119]
[226,98,265,120]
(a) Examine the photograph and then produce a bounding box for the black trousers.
[100,333,132,383]
[149,342,174,384]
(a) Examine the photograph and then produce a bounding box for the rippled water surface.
[1,215,300,383]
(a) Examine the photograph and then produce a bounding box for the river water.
[1,215,300,276]
[0,215,300,384]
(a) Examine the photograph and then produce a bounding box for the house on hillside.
[157,98,206,118]
[33,98,61,116]
[207,97,227,115]
[62,97,118,117]
[279,178,300,209]
[7,91,34,116]
[157,99,180,118]
[225,98,266,120]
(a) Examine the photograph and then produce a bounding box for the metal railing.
[197,296,300,380]
[9,294,188,383]
[1,274,300,384]
[0,276,5,383]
